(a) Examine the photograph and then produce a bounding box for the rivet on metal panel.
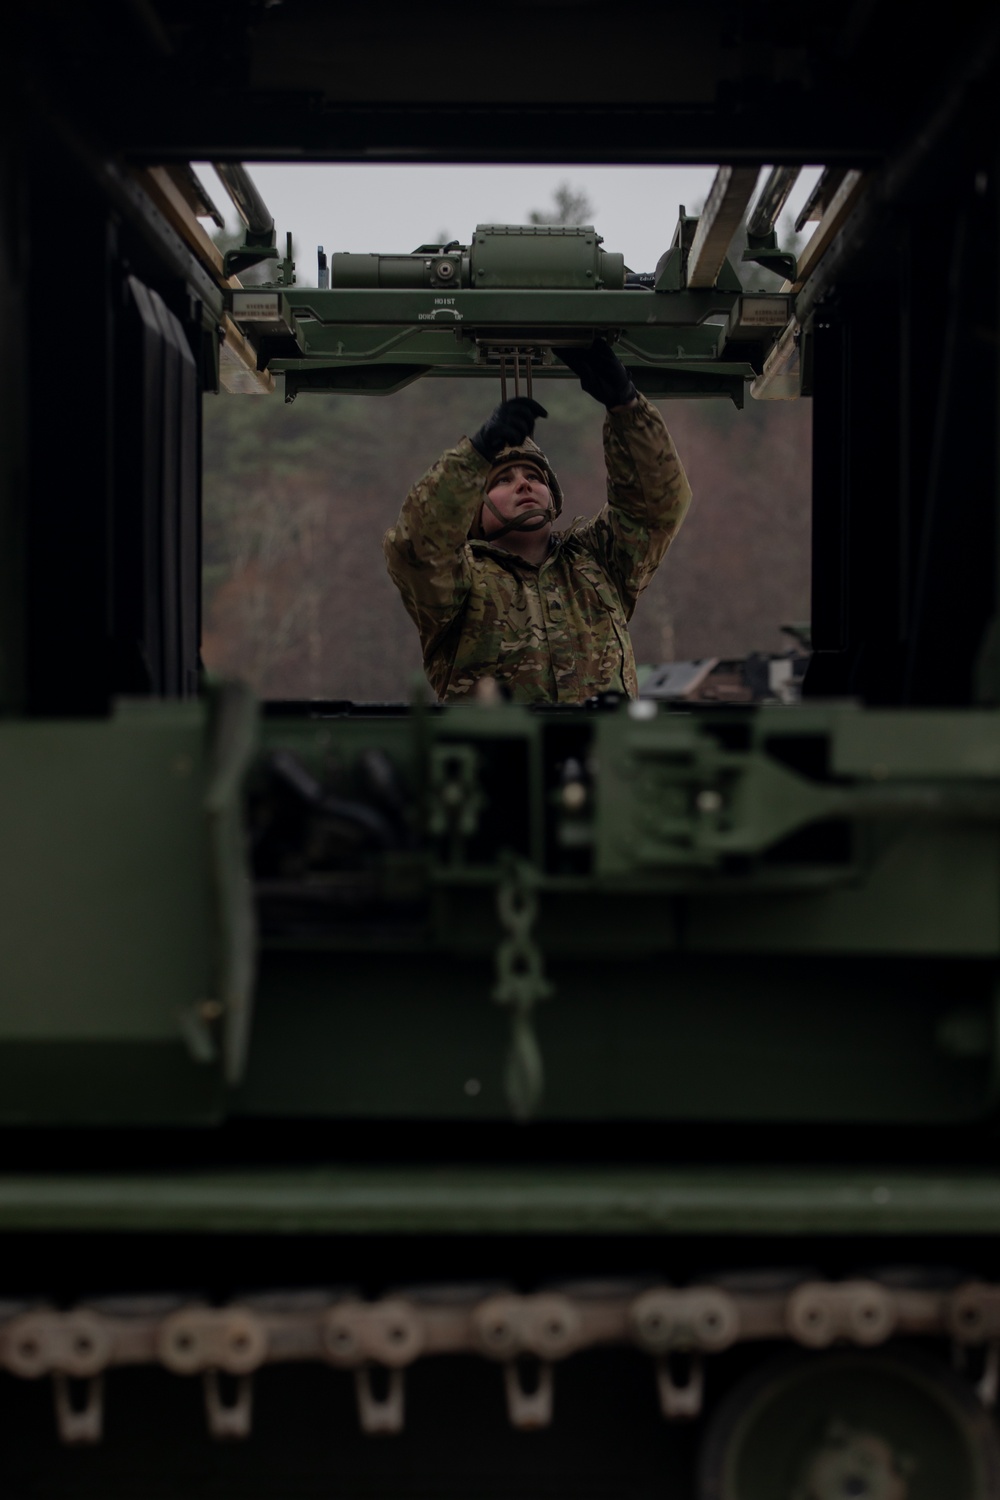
[58,1312,113,1376]
[158,1308,268,1375]
[948,1282,1000,1342]
[472,1296,523,1360]
[322,1305,364,1366]
[786,1284,838,1347]
[522,1295,581,1359]
[4,1313,52,1378]
[4,1310,113,1380]
[630,1289,678,1353]
[685,1289,740,1350]
[786,1282,895,1348]
[367,1301,425,1367]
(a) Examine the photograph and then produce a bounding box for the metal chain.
[493,856,552,1121]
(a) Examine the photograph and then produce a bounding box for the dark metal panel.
[23,140,115,716]
[805,312,848,666]
[115,278,201,699]
[177,310,201,698]
[0,132,28,713]
[154,293,181,694]
[901,185,999,705]
[118,277,166,693]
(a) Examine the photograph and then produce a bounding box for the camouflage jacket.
[383,394,692,703]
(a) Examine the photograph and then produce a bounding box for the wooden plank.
[686,165,761,288]
[747,165,800,237]
[164,163,225,229]
[793,166,849,232]
[133,168,274,395]
[784,170,867,292]
[219,314,275,395]
[750,319,802,401]
[133,165,228,279]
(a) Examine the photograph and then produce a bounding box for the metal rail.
[747,166,800,237]
[211,162,274,237]
[686,165,760,288]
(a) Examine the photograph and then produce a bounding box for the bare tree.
[528,183,596,226]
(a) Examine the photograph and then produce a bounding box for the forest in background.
[202,381,811,701]
[202,185,812,702]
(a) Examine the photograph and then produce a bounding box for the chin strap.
[481,495,555,540]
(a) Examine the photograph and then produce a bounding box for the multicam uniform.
[383,393,692,703]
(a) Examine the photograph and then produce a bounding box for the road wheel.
[697,1350,1000,1500]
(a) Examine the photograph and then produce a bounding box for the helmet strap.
[480,495,555,539]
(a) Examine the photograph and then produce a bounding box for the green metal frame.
[2,696,999,1135]
[0,1165,1000,1234]
[228,284,791,405]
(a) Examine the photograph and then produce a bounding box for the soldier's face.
[483,464,553,534]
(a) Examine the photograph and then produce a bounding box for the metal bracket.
[503,1359,553,1429]
[53,1374,104,1444]
[742,229,798,284]
[977,1343,1000,1408]
[655,1352,704,1420]
[203,1370,254,1440]
[354,1365,406,1434]
[427,744,484,858]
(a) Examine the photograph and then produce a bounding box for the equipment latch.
[503,1359,554,1429]
[203,1371,254,1440]
[354,1365,406,1434]
[53,1374,104,1444]
[655,1351,704,1420]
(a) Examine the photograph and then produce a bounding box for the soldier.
[383,339,692,703]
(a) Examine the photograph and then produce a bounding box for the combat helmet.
[475,437,564,540]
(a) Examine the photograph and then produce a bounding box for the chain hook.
[493,856,552,1121]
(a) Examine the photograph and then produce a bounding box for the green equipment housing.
[227,217,790,405]
[330,223,627,290]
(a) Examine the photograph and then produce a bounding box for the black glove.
[470,397,548,460]
[553,339,637,409]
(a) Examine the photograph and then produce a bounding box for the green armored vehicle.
[3,4,1000,1496]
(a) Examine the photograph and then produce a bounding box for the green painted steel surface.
[0,700,211,1044]
[0,1167,999,1234]
[2,699,999,1125]
[233,281,761,401]
[239,949,999,1123]
[0,698,252,1123]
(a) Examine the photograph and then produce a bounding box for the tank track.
[7,1275,1000,1443]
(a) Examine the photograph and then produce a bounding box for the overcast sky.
[194,162,821,282]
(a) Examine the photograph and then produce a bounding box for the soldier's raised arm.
[557,340,692,616]
[382,398,549,651]
[383,438,486,650]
